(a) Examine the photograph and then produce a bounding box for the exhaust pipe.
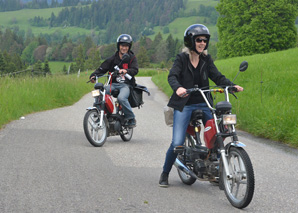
[174,158,198,180]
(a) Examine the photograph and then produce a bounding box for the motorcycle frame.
[196,86,245,179]
[88,72,115,128]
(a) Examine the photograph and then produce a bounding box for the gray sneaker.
[159,172,169,187]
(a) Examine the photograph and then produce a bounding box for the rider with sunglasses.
[159,24,243,187]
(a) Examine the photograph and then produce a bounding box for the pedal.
[174,145,185,154]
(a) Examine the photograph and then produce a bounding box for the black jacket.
[90,51,138,86]
[168,52,234,111]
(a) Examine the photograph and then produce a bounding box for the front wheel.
[83,109,108,147]
[221,147,255,209]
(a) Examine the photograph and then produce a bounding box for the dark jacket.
[168,52,234,111]
[90,51,138,86]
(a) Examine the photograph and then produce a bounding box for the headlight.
[223,114,237,125]
[91,90,100,97]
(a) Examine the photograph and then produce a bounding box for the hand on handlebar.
[89,76,96,83]
[119,69,127,74]
[233,85,243,92]
[177,87,188,98]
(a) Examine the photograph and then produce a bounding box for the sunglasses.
[195,38,208,43]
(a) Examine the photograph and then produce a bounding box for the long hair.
[182,47,208,61]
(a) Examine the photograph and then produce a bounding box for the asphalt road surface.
[1,77,298,213]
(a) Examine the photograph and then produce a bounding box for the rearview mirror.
[239,61,248,72]
[121,53,130,63]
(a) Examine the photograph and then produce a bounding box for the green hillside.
[0,7,95,37]
[0,1,219,42]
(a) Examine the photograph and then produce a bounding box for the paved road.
[1,77,298,213]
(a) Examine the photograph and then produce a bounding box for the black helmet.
[184,24,210,53]
[117,34,133,51]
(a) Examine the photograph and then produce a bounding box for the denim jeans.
[162,103,212,174]
[105,83,135,120]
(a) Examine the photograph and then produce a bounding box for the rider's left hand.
[234,85,244,92]
[119,69,127,74]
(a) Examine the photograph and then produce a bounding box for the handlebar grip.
[124,73,132,80]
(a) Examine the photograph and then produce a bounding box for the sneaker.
[127,118,136,128]
[159,172,169,187]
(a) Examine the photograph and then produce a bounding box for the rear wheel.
[120,126,133,141]
[222,147,255,209]
[83,109,108,147]
[177,134,197,185]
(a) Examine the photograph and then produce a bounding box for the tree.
[136,47,150,68]
[43,59,51,75]
[21,41,38,64]
[0,52,6,75]
[75,44,85,72]
[33,60,43,76]
[216,0,298,59]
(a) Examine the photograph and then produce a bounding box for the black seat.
[111,89,120,98]
[191,109,203,121]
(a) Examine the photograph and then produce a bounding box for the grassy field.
[150,16,218,41]
[0,74,91,128]
[152,48,298,147]
[0,7,98,37]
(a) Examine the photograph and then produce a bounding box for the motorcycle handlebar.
[114,65,132,80]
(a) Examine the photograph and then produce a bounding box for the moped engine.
[108,117,121,135]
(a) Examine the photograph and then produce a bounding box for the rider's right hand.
[176,87,188,98]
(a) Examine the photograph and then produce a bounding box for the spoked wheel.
[83,109,108,147]
[222,147,255,209]
[120,126,133,142]
[176,134,197,185]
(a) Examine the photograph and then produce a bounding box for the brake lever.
[231,93,238,99]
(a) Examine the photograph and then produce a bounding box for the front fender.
[225,141,246,153]
[86,106,98,112]
[85,107,109,129]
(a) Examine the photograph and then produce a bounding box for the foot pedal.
[174,145,185,154]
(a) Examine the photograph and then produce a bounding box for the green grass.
[152,48,298,147]
[48,61,72,74]
[150,16,218,41]
[0,74,91,128]
[0,7,98,37]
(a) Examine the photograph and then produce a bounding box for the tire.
[176,133,197,185]
[83,109,108,147]
[221,147,255,209]
[120,126,133,142]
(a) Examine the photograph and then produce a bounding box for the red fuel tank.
[204,119,217,149]
[105,94,114,113]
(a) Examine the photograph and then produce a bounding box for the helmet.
[184,24,210,53]
[117,34,133,51]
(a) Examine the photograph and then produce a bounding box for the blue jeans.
[162,103,212,174]
[105,83,135,120]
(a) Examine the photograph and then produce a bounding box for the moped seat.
[191,109,203,121]
[111,89,120,98]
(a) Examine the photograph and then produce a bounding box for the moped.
[174,61,254,209]
[83,54,150,147]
